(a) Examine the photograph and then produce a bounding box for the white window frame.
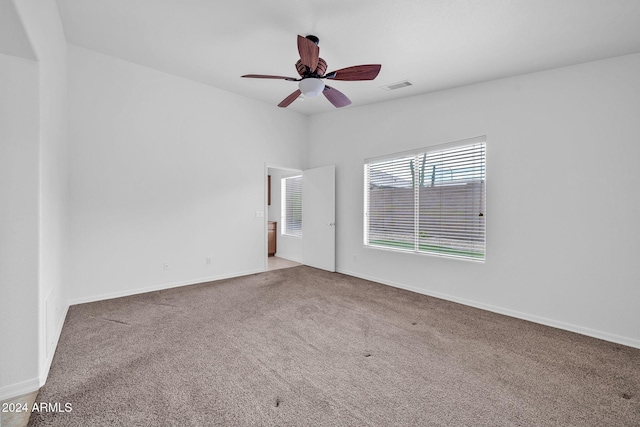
[364,136,486,262]
[281,175,303,238]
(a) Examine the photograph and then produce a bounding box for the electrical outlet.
[353,254,357,262]
[163,262,169,270]
[206,257,212,265]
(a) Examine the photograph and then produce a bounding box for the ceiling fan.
[242,35,382,108]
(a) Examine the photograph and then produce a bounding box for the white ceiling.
[1,0,36,60]
[55,0,640,115]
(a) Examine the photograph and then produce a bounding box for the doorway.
[264,164,336,273]
[266,165,304,271]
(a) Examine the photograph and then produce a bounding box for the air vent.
[380,80,413,91]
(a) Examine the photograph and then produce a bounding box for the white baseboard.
[39,303,69,390]
[1,305,70,402]
[337,268,640,350]
[68,268,264,306]
[0,377,41,402]
[1,303,71,402]
[7,266,636,404]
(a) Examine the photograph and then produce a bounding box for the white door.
[302,165,335,272]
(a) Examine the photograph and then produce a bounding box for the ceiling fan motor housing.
[296,58,327,77]
[305,35,320,45]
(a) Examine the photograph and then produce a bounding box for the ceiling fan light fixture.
[299,78,325,97]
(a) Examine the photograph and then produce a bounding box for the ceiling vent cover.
[381,80,413,91]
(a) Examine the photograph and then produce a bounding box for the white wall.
[0,0,69,399]
[308,53,640,347]
[267,168,303,263]
[20,0,70,377]
[0,52,40,398]
[68,46,307,303]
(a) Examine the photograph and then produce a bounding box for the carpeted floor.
[29,266,639,426]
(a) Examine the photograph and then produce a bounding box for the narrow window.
[281,175,302,237]
[364,137,486,261]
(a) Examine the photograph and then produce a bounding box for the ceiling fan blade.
[242,74,298,81]
[278,89,302,108]
[297,35,319,73]
[323,86,352,108]
[325,64,381,81]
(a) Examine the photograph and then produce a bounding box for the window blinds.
[282,175,302,237]
[364,139,486,261]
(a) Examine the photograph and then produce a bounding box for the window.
[364,137,486,261]
[281,175,302,237]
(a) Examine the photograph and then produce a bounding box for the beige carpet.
[29,266,639,426]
